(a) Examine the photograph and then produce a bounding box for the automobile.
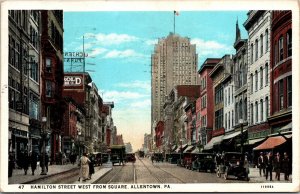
[192,153,216,173]
[153,153,164,162]
[169,153,181,164]
[101,153,109,164]
[110,145,126,166]
[217,152,249,181]
[125,153,136,162]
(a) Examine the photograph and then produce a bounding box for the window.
[287,76,292,107]
[224,90,227,106]
[225,113,227,129]
[215,109,223,130]
[279,79,284,110]
[29,93,39,120]
[255,71,258,91]
[255,39,258,61]
[46,80,52,97]
[255,101,258,123]
[46,58,52,72]
[260,99,264,121]
[228,113,231,129]
[265,63,269,85]
[201,95,207,109]
[239,100,243,120]
[274,42,278,63]
[244,98,247,121]
[250,103,253,124]
[30,62,38,82]
[228,87,230,105]
[232,111,234,127]
[250,74,253,93]
[250,44,254,64]
[279,36,284,61]
[260,67,263,88]
[265,97,269,118]
[265,29,269,53]
[214,85,223,104]
[260,34,263,57]
[287,29,292,57]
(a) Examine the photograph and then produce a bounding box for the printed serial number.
[261,185,274,189]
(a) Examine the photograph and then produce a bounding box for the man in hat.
[258,152,266,176]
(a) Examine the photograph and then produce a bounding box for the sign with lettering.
[64,76,82,86]
[212,127,225,137]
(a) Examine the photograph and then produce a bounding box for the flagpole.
[173,11,176,34]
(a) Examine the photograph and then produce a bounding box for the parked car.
[192,153,216,173]
[125,153,136,162]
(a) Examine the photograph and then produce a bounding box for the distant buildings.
[150,10,292,160]
[151,33,198,151]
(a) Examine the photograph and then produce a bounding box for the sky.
[63,11,248,151]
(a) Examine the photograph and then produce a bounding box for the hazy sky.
[63,11,248,151]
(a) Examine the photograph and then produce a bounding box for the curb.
[23,167,80,184]
[92,168,113,184]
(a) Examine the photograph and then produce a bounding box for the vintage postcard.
[0,0,299,192]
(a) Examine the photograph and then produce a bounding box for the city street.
[95,157,292,184]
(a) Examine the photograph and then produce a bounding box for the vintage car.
[125,153,136,162]
[192,153,216,172]
[110,145,126,166]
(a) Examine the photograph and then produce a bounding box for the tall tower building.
[151,33,198,144]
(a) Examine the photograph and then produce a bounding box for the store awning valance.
[204,135,224,150]
[183,145,195,153]
[175,144,188,153]
[279,122,292,132]
[191,148,200,154]
[253,136,286,150]
[171,145,177,152]
[222,131,241,140]
[248,137,265,145]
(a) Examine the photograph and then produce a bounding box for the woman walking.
[79,153,90,181]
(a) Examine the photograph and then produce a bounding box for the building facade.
[244,11,272,146]
[269,11,292,133]
[151,33,198,147]
[198,59,220,149]
[8,10,42,164]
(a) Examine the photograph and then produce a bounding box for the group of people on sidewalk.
[257,151,291,181]
[9,151,49,177]
[78,153,95,182]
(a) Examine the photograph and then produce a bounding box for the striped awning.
[203,135,224,150]
[254,136,286,150]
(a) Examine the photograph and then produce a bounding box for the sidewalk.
[249,167,292,183]
[72,166,112,184]
[8,163,79,184]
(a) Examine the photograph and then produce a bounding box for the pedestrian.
[273,152,281,181]
[88,154,95,179]
[30,151,38,175]
[22,151,30,175]
[265,152,273,181]
[282,152,291,181]
[78,153,90,181]
[244,155,250,180]
[8,153,14,177]
[40,152,49,172]
[258,152,266,176]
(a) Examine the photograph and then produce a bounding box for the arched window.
[279,36,284,61]
[239,100,243,121]
[225,113,227,130]
[228,87,231,105]
[250,103,253,124]
[224,89,227,107]
[265,63,269,85]
[235,103,238,124]
[255,101,258,123]
[244,98,247,121]
[260,67,263,88]
[260,34,263,57]
[232,110,234,127]
[265,96,269,118]
[239,64,243,86]
[287,29,292,57]
[255,39,258,61]
[244,63,247,85]
[251,43,254,64]
[250,73,253,93]
[260,99,264,121]
[265,29,269,53]
[228,113,231,129]
[255,70,258,91]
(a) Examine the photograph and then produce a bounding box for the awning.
[191,148,200,154]
[175,144,188,153]
[222,131,241,140]
[171,145,177,152]
[253,136,287,150]
[279,122,292,132]
[284,134,292,139]
[204,135,224,150]
[248,138,265,145]
[183,145,195,153]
